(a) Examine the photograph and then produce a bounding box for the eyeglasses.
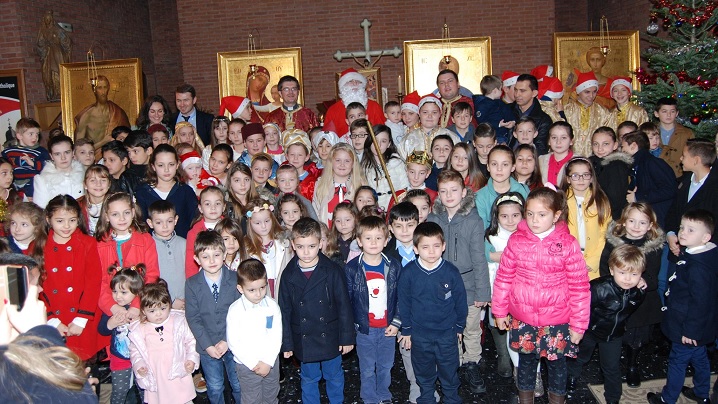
[281,87,299,93]
[569,173,593,181]
[349,132,368,139]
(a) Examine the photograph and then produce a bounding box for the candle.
[397,75,403,94]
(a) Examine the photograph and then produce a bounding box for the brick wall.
[175,0,556,115]
[148,0,184,103]
[0,0,156,121]
[556,0,589,32]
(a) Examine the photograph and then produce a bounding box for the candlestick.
[397,75,402,94]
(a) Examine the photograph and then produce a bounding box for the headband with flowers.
[246,203,275,218]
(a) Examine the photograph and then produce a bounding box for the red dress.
[41,228,102,360]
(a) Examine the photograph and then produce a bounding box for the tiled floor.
[194,328,717,403]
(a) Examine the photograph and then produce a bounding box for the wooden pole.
[366,121,399,204]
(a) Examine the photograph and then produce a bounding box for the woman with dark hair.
[136,95,174,137]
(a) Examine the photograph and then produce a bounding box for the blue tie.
[212,283,219,303]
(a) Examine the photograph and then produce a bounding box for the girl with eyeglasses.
[560,157,611,279]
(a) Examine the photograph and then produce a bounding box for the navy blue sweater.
[135,182,198,238]
[398,258,467,337]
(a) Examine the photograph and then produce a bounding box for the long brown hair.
[512,143,543,190]
[95,192,147,242]
[227,162,260,219]
[45,195,89,236]
[560,157,611,227]
[145,144,182,187]
[448,142,487,191]
[244,199,284,261]
[7,202,47,276]
[215,217,248,264]
[325,201,358,257]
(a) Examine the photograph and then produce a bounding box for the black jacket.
[510,98,552,155]
[631,148,677,228]
[590,152,633,221]
[665,163,718,244]
[111,169,143,199]
[170,109,214,146]
[279,253,355,363]
[586,276,645,341]
[599,222,665,328]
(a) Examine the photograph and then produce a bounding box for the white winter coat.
[32,160,85,208]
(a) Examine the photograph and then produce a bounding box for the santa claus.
[323,68,386,136]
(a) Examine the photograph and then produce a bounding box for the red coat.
[41,229,102,360]
[184,219,207,279]
[97,231,160,315]
[323,99,385,136]
[299,162,321,201]
[491,221,591,333]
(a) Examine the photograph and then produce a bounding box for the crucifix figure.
[333,18,402,68]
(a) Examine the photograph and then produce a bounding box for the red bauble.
[690,116,701,125]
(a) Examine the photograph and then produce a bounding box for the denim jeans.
[300,354,344,404]
[200,351,242,404]
[661,342,711,403]
[411,330,461,404]
[518,353,567,395]
[356,327,395,403]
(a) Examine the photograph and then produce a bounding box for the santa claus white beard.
[340,85,368,107]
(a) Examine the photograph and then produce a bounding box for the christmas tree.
[635,0,718,138]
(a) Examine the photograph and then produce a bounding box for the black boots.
[463,361,487,393]
[626,345,641,387]
[491,327,513,378]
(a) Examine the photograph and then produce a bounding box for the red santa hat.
[337,68,367,89]
[575,71,599,93]
[219,96,250,119]
[418,94,442,109]
[241,122,264,142]
[180,150,202,170]
[530,65,554,82]
[501,71,520,87]
[401,91,420,114]
[609,76,633,95]
[538,77,564,100]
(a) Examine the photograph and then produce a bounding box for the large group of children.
[2,66,718,404]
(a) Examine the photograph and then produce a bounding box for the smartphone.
[0,265,30,312]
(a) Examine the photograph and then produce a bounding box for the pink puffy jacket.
[491,221,591,333]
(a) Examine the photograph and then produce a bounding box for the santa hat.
[282,129,312,152]
[538,77,564,100]
[219,96,250,119]
[501,71,520,87]
[530,65,554,82]
[311,130,339,151]
[401,91,420,114]
[180,150,202,170]
[241,122,264,142]
[337,68,367,89]
[418,94,442,109]
[609,76,633,95]
[575,71,599,93]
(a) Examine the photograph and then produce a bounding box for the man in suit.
[171,83,214,145]
[185,231,242,403]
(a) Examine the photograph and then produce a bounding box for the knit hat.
[501,71,520,87]
[609,76,633,95]
[180,150,202,169]
[538,77,564,100]
[530,65,554,82]
[219,96,250,119]
[337,68,367,89]
[241,122,264,142]
[418,94,442,109]
[282,129,311,152]
[575,71,599,93]
[147,123,168,134]
[401,91,420,114]
[311,129,339,151]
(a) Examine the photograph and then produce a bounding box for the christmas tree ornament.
[691,116,702,124]
[648,20,660,34]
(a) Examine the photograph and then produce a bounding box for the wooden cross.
[333,18,402,67]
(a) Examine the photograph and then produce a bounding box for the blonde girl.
[560,157,611,279]
[41,195,102,360]
[79,164,112,235]
[129,281,198,404]
[312,142,367,226]
[215,218,247,271]
[171,121,205,155]
[202,116,230,170]
[263,123,285,164]
[244,199,292,298]
[96,192,160,323]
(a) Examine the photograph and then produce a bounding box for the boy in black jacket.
[567,245,646,404]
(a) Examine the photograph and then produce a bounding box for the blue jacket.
[661,244,718,345]
[279,253,355,363]
[135,181,198,238]
[472,95,515,144]
[345,253,402,335]
[631,148,676,228]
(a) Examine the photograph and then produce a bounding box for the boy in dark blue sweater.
[398,221,467,404]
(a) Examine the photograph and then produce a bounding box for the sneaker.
[464,361,486,394]
[193,373,207,393]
